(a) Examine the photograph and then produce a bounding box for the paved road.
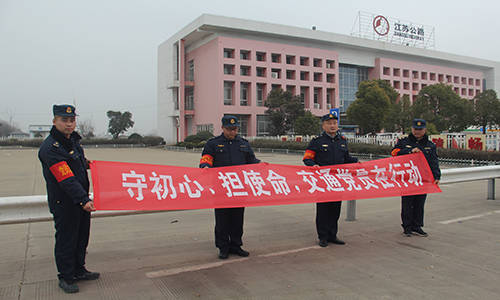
[1,148,499,299]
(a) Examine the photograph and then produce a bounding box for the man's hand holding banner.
[90,152,441,211]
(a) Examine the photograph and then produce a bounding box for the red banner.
[90,152,441,211]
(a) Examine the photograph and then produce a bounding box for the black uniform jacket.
[391,133,441,181]
[38,126,91,213]
[303,131,358,166]
[199,134,260,168]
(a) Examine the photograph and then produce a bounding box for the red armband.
[303,150,316,160]
[200,154,214,166]
[49,161,75,182]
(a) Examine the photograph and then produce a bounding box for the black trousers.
[214,207,244,251]
[316,201,341,241]
[52,200,91,281]
[401,194,427,230]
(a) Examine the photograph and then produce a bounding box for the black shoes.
[58,278,79,294]
[230,247,250,257]
[319,240,328,247]
[219,247,249,259]
[403,228,413,237]
[219,249,229,259]
[74,269,100,281]
[412,227,428,237]
[328,237,346,245]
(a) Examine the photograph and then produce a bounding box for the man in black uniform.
[303,113,358,247]
[391,119,441,237]
[199,115,260,259]
[38,105,99,293]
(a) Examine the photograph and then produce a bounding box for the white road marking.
[146,245,320,278]
[438,210,500,224]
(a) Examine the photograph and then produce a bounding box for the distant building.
[158,14,500,144]
[28,125,52,138]
[8,131,29,139]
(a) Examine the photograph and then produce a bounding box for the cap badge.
[230,119,235,124]
[66,107,72,113]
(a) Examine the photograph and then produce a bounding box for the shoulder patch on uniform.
[52,141,59,147]
[217,144,224,147]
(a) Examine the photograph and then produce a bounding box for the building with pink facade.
[158,14,500,144]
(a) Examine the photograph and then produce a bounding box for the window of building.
[313,72,322,82]
[300,71,309,81]
[412,70,419,79]
[240,50,250,60]
[187,60,194,81]
[454,76,459,84]
[240,82,250,106]
[286,70,295,80]
[271,68,281,79]
[475,79,481,86]
[412,82,419,91]
[313,58,322,67]
[271,84,281,91]
[172,89,179,110]
[271,53,281,63]
[476,89,481,95]
[300,86,309,108]
[468,78,474,85]
[240,65,251,76]
[393,81,401,89]
[446,75,452,83]
[403,82,410,90]
[338,64,368,112]
[393,68,400,77]
[421,84,427,89]
[326,60,335,69]
[461,88,466,95]
[313,87,322,109]
[421,72,427,80]
[461,77,467,84]
[286,55,295,65]
[383,67,391,76]
[224,81,233,105]
[185,88,194,110]
[223,48,234,58]
[197,124,214,134]
[326,73,335,83]
[430,73,436,81]
[469,88,474,96]
[454,87,459,94]
[438,74,444,82]
[403,69,409,78]
[256,83,266,106]
[223,64,234,75]
[286,85,296,95]
[256,51,266,61]
[256,67,266,77]
[300,56,309,66]
[326,88,334,109]
[257,115,270,136]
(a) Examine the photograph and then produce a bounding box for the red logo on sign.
[373,15,390,36]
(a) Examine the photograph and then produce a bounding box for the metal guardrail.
[164,145,499,167]
[0,166,498,225]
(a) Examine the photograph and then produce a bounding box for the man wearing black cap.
[391,119,441,237]
[303,113,358,247]
[199,115,261,259]
[38,105,99,293]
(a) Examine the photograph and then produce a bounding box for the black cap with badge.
[53,104,77,117]
[412,118,426,129]
[221,115,240,127]
[321,113,338,122]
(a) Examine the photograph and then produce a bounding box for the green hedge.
[0,136,165,147]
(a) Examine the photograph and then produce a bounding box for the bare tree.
[77,119,95,138]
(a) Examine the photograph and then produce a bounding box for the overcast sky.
[1,0,498,136]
